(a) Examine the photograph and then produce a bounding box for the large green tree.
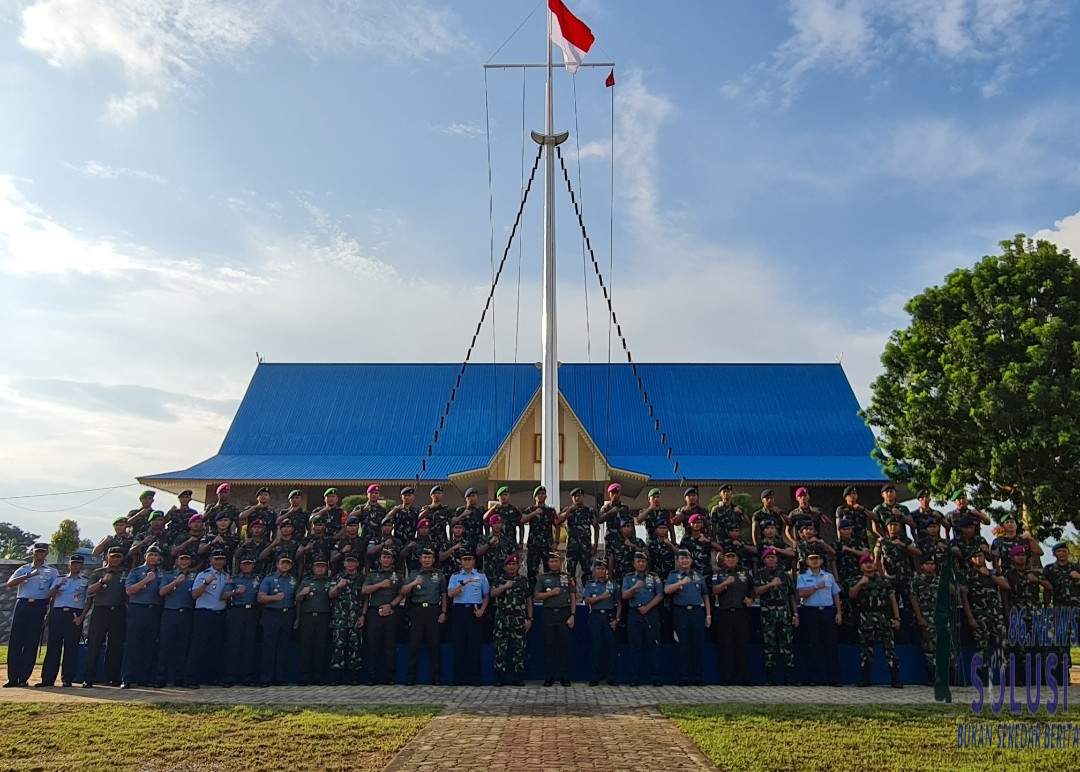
[51,519,81,560]
[0,522,40,559]
[864,235,1080,539]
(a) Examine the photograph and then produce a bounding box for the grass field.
[664,703,1080,772]
[0,646,46,667]
[0,703,435,771]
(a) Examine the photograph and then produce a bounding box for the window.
[533,433,565,464]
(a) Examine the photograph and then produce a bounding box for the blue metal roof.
[142,362,883,484]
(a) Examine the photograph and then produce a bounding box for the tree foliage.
[51,519,81,560]
[864,235,1080,539]
[0,522,40,559]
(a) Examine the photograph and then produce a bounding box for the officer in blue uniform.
[4,542,59,688]
[581,558,620,686]
[121,544,164,688]
[258,555,298,686]
[155,551,196,687]
[224,556,262,686]
[38,553,87,687]
[184,548,229,687]
[446,550,490,685]
[664,549,711,686]
[620,551,663,687]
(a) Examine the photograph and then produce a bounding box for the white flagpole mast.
[540,9,561,511]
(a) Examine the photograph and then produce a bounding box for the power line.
[0,488,122,513]
[0,483,137,501]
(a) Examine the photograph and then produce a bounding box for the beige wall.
[488,394,608,483]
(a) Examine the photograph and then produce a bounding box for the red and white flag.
[549,0,594,74]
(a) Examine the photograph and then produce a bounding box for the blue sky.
[2,0,1079,539]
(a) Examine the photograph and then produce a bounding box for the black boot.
[858,662,872,687]
[762,667,775,686]
[890,664,902,689]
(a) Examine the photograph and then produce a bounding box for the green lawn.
[0,704,435,771]
[0,645,45,667]
[664,703,1080,772]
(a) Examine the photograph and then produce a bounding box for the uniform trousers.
[84,604,125,684]
[41,606,83,685]
[624,607,659,684]
[673,605,705,683]
[155,607,193,685]
[185,608,225,685]
[798,605,839,685]
[298,610,331,683]
[588,608,617,683]
[225,605,259,684]
[543,606,571,680]
[260,607,294,685]
[6,599,48,684]
[407,604,441,682]
[365,607,398,684]
[714,606,750,685]
[122,603,161,684]
[450,603,483,685]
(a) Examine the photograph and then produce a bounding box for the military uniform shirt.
[89,567,127,606]
[646,538,676,579]
[753,566,794,607]
[665,570,707,606]
[125,565,163,605]
[10,563,60,600]
[193,568,228,610]
[160,569,195,610]
[298,576,333,613]
[565,506,595,546]
[1041,562,1080,607]
[448,569,489,604]
[535,572,574,609]
[912,506,948,537]
[709,569,752,610]
[259,573,297,609]
[581,579,618,611]
[52,573,89,609]
[407,570,446,605]
[225,573,261,607]
[709,504,744,537]
[363,569,403,606]
[678,534,713,575]
[856,574,894,612]
[621,572,661,608]
[797,569,839,607]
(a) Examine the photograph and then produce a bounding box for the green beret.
[112,516,129,526]
[496,485,510,497]
[648,488,661,497]
[999,513,1016,524]
[140,490,155,499]
[324,487,337,497]
[533,485,546,497]
[951,489,967,501]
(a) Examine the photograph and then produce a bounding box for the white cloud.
[1033,210,1080,255]
[14,0,468,122]
[436,122,484,139]
[65,159,165,183]
[730,0,1063,106]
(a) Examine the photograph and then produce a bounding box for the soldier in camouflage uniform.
[124,490,157,540]
[755,520,795,574]
[419,485,453,543]
[610,516,646,583]
[870,483,913,541]
[1004,544,1046,685]
[850,554,901,687]
[950,516,990,587]
[478,513,517,584]
[452,487,485,546]
[716,524,757,571]
[635,488,671,540]
[331,516,365,572]
[260,518,299,575]
[990,513,1043,573]
[912,489,949,541]
[598,483,632,556]
[491,554,532,686]
[675,487,709,537]
[402,518,446,573]
[752,547,798,684]
[916,520,950,573]
[834,519,866,643]
[558,488,597,584]
[678,514,714,575]
[795,522,836,574]
[388,486,420,545]
[708,483,744,539]
[94,517,136,568]
[834,486,871,548]
[486,486,523,548]
[522,486,556,588]
[297,514,335,576]
[646,522,677,581]
[1042,542,1080,668]
[356,484,388,543]
[961,551,1009,686]
[909,555,942,684]
[875,516,919,637]
[328,553,365,683]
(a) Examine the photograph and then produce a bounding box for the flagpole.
[540,8,561,511]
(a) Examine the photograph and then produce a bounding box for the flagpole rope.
[555,145,684,484]
[485,0,545,64]
[415,143,544,482]
[571,74,592,364]
[606,71,615,459]
[510,67,527,449]
[483,68,498,441]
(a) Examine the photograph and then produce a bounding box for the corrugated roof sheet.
[142,362,883,484]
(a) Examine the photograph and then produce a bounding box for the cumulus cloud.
[13,0,468,122]
[1033,210,1080,255]
[727,0,1065,106]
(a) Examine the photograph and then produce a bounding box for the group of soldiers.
[4,479,1079,689]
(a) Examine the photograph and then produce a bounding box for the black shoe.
[561,680,572,687]
[677,679,688,687]
[258,683,270,688]
[406,680,416,686]
[186,684,201,690]
[588,680,599,687]
[151,682,164,689]
[81,682,94,689]
[859,662,872,688]
[33,682,52,688]
[1,682,15,689]
[652,681,662,687]
[543,679,554,687]
[607,680,617,687]
[890,665,902,689]
[512,680,525,687]
[693,680,704,686]
[431,679,441,686]
[630,681,641,687]
[61,681,72,688]
[220,682,232,688]
[119,682,131,690]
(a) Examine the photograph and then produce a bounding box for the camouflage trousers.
[566,540,593,584]
[493,610,527,676]
[526,544,551,588]
[330,623,363,672]
[760,606,794,669]
[918,621,937,675]
[971,608,1007,672]
[858,611,898,669]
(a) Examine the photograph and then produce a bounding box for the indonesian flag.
[549,0,594,74]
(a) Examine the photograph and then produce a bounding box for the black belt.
[271,607,293,613]
[55,606,82,612]
[129,602,159,608]
[165,607,191,613]
[592,608,614,614]
[21,598,44,604]
[674,604,705,609]
[98,604,124,610]
[716,606,745,612]
[454,603,480,609]
[413,602,439,608]
[304,611,330,616]
[232,604,254,609]
[197,608,225,613]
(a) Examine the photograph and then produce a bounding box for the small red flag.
[605,68,615,88]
